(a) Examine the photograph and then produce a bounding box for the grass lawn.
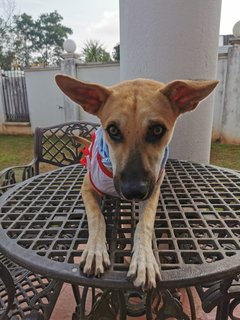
[210,143,240,171]
[0,135,34,171]
[0,135,240,172]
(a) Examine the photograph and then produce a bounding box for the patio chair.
[0,254,63,320]
[0,121,99,194]
[0,121,99,319]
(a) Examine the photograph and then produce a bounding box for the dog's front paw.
[127,246,161,290]
[80,240,110,277]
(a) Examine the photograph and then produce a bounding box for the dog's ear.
[160,80,218,115]
[55,74,111,115]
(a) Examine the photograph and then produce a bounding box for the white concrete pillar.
[212,51,228,142]
[60,45,81,122]
[120,0,221,163]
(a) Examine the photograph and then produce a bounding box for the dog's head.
[56,75,218,201]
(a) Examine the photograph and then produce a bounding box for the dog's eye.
[106,124,123,142]
[153,126,163,136]
[147,124,166,142]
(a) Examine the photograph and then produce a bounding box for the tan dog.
[56,75,218,289]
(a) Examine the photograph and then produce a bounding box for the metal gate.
[1,70,30,122]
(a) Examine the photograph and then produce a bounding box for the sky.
[3,0,240,54]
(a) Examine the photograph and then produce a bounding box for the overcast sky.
[8,0,240,53]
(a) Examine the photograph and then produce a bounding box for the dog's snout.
[121,180,149,200]
[114,151,155,201]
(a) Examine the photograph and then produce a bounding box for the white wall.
[221,45,240,143]
[212,45,240,144]
[25,67,64,132]
[23,64,120,131]
[7,54,240,144]
[212,51,228,141]
[77,63,120,85]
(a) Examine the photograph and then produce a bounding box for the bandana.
[80,127,169,197]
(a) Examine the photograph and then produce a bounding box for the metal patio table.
[1,160,240,319]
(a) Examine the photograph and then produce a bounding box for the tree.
[33,11,73,66]
[12,11,72,68]
[12,13,35,68]
[0,0,15,38]
[112,43,120,62]
[0,50,14,69]
[0,9,73,69]
[81,40,112,63]
[0,0,15,68]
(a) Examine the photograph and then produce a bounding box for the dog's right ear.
[55,74,112,115]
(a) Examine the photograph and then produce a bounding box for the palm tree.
[112,43,120,62]
[81,40,112,63]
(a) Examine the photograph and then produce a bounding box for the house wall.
[22,63,120,132]
[1,50,240,144]
[212,45,240,144]
[77,63,120,85]
[25,67,64,132]
[220,45,240,144]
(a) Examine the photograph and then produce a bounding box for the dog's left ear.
[160,79,218,115]
[55,74,112,115]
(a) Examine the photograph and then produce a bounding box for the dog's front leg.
[80,172,110,276]
[127,183,161,290]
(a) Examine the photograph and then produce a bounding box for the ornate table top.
[1,160,240,290]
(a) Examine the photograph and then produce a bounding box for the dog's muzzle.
[120,179,149,201]
[114,152,156,201]
[114,173,155,201]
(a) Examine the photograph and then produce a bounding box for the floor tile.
[51,285,217,319]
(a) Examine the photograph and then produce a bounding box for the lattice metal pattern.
[0,160,240,280]
[0,254,62,319]
[35,121,99,168]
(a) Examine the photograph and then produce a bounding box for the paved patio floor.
[51,284,217,319]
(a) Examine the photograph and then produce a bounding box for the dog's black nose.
[121,181,148,200]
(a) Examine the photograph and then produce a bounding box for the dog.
[55,75,218,290]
